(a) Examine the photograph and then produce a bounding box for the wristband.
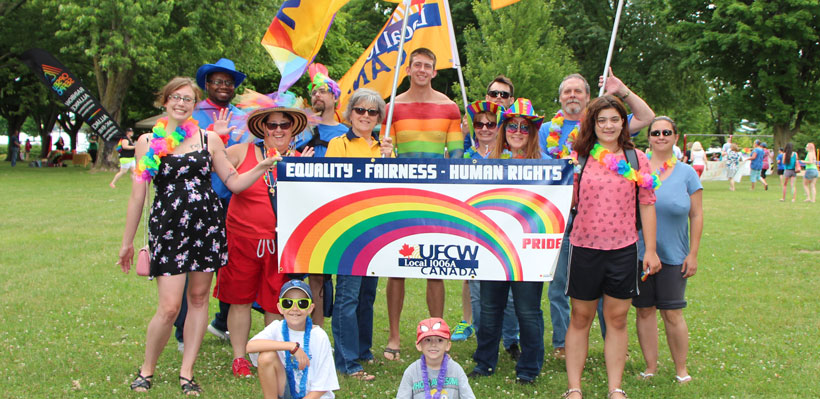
[290,341,300,354]
[620,90,631,100]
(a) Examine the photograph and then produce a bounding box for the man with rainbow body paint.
[539,70,655,360]
[380,47,463,361]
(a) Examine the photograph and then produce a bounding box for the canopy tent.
[134,113,167,129]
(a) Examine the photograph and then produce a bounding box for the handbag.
[136,182,151,277]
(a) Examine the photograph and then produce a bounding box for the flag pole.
[598,0,625,97]
[383,0,414,141]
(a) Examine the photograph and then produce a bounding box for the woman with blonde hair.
[802,142,817,202]
[689,141,707,177]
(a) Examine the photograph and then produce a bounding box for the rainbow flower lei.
[590,143,661,190]
[135,117,199,182]
[545,109,579,159]
[648,152,677,176]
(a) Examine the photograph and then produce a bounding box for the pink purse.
[136,246,150,276]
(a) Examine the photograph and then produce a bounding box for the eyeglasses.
[505,123,530,134]
[311,87,329,96]
[279,297,312,310]
[265,121,293,131]
[473,121,497,130]
[207,79,235,87]
[168,94,194,104]
[649,129,675,137]
[596,116,622,127]
[487,90,511,99]
[352,107,380,117]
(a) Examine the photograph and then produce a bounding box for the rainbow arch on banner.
[280,188,524,281]
[466,188,565,234]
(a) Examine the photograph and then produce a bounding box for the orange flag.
[491,0,522,9]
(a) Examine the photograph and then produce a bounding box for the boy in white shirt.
[396,318,475,399]
[248,279,339,399]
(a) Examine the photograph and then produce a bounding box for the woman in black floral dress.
[117,77,280,395]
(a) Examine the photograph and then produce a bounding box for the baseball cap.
[279,279,313,300]
[416,317,450,344]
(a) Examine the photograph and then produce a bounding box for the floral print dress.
[148,132,227,277]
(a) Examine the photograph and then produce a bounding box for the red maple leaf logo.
[399,244,414,258]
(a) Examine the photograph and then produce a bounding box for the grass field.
[1,162,818,398]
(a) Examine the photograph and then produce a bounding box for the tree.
[670,0,820,151]
[459,0,577,112]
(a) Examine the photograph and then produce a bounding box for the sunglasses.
[352,107,380,117]
[279,297,312,310]
[505,123,530,134]
[649,129,675,137]
[265,121,293,131]
[474,121,497,130]
[487,90,511,99]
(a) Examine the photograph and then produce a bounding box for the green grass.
[1,163,818,398]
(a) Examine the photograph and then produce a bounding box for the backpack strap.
[624,148,642,231]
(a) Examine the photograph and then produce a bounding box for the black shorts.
[632,262,687,309]
[777,169,785,176]
[566,243,639,300]
[761,168,768,178]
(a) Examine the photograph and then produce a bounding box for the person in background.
[8,132,21,167]
[24,138,32,161]
[634,116,702,385]
[87,136,98,163]
[802,142,817,203]
[749,140,768,190]
[689,141,706,177]
[760,142,771,186]
[109,128,136,188]
[725,143,742,191]
[780,143,799,202]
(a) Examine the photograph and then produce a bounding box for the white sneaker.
[207,324,230,341]
[177,341,185,353]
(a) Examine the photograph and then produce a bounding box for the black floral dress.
[148,132,227,277]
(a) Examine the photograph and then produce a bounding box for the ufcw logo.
[41,64,74,95]
[397,244,478,277]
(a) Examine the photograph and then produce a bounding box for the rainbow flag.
[491,0,522,9]
[261,0,349,93]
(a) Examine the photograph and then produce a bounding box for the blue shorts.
[750,168,762,182]
[805,169,818,180]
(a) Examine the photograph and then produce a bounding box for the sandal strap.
[130,371,153,390]
[562,388,582,398]
[179,376,202,394]
[608,388,627,399]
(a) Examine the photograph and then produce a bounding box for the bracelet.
[620,90,631,100]
[290,341,300,354]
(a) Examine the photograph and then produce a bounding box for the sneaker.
[207,323,230,341]
[450,321,474,341]
[177,341,184,353]
[232,358,253,378]
[505,343,521,361]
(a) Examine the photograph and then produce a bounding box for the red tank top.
[226,144,277,238]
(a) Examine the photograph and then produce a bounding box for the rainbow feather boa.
[135,118,199,182]
[545,110,578,159]
[590,143,661,190]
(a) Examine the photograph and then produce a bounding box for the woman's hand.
[211,108,237,137]
[682,253,698,278]
[258,155,283,171]
[118,243,135,273]
[643,250,662,276]
[301,146,315,158]
[381,136,394,158]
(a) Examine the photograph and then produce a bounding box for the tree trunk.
[772,123,797,154]
[93,65,133,170]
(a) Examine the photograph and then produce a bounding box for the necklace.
[135,118,199,181]
[648,152,677,176]
[282,317,312,399]
[420,353,448,399]
[590,143,660,190]
[545,109,579,159]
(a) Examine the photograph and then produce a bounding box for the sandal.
[179,375,202,396]
[608,388,628,399]
[129,370,153,392]
[348,370,376,381]
[383,347,401,361]
[676,375,693,384]
[638,371,655,380]
[562,388,582,398]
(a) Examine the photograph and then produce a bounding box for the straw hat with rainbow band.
[306,63,340,99]
[237,90,318,140]
[501,98,544,131]
[465,100,501,139]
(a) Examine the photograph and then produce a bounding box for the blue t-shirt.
[293,123,349,158]
[777,153,785,170]
[750,147,765,170]
[537,114,634,155]
[637,162,703,265]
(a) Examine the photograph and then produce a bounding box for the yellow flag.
[491,0,522,10]
[336,0,456,111]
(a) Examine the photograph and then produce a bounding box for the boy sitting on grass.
[247,279,339,399]
[396,318,475,399]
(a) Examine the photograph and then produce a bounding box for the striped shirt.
[381,102,463,158]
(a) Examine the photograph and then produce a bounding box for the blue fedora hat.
[195,58,246,89]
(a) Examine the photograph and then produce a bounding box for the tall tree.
[670,0,820,151]
[460,0,577,111]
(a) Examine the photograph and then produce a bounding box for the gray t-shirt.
[396,356,475,399]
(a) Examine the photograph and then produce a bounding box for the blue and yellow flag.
[261,0,350,93]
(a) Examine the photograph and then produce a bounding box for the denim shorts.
[805,168,818,180]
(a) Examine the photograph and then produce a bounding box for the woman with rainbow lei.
[215,89,318,378]
[562,95,661,399]
[633,116,702,385]
[117,77,281,396]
